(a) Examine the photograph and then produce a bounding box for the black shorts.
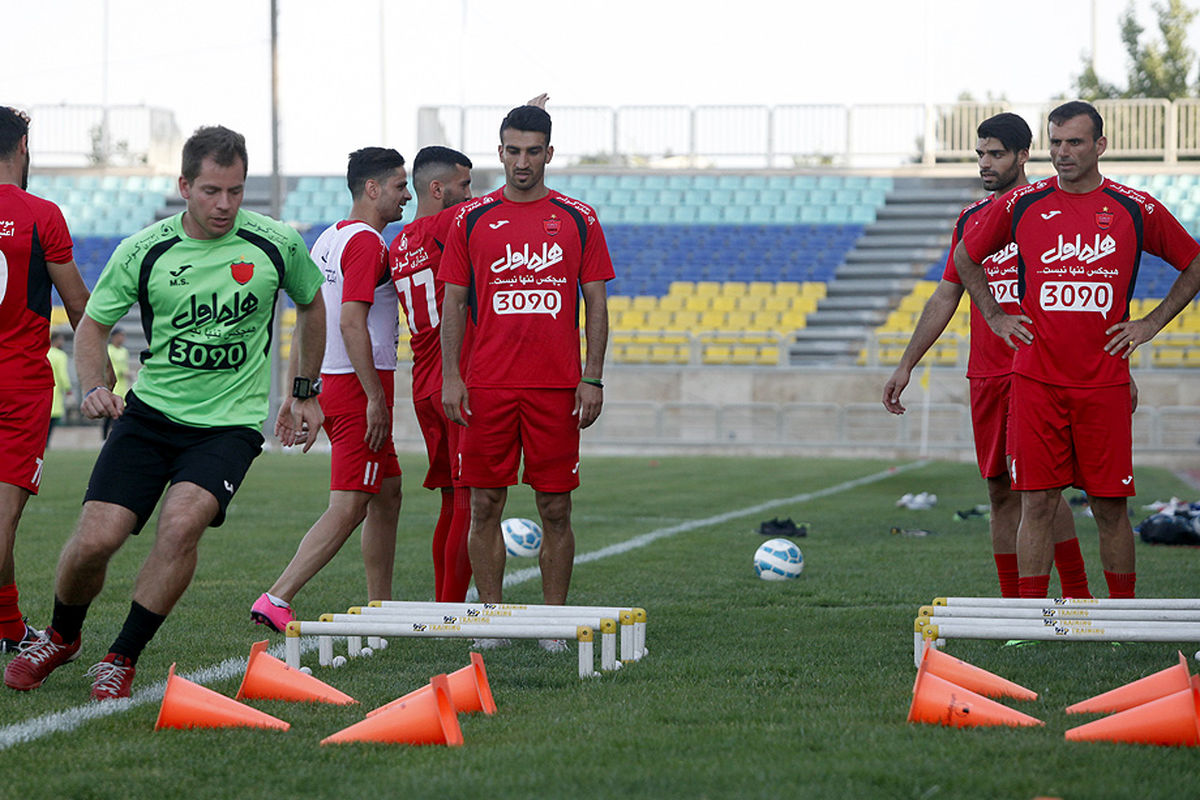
[84,392,264,533]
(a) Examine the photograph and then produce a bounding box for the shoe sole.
[250,611,287,633]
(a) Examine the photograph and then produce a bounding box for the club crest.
[230,260,254,285]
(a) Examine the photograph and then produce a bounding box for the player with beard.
[883,113,1090,598]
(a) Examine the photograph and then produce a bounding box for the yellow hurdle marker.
[919,605,1200,623]
[932,596,1200,610]
[286,619,602,679]
[322,611,621,672]
[362,600,648,661]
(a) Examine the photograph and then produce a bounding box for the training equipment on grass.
[155,663,290,732]
[321,673,462,747]
[908,657,1043,728]
[917,642,1037,701]
[285,600,648,679]
[368,652,496,718]
[911,597,1200,666]
[501,517,542,557]
[235,640,357,705]
[1065,651,1192,714]
[1065,676,1200,747]
[754,537,803,580]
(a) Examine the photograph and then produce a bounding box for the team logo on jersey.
[230,260,254,285]
[1095,209,1114,230]
[543,215,561,236]
[0,220,13,238]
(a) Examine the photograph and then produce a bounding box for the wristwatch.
[292,376,322,399]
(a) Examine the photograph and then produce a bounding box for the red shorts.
[457,387,580,492]
[0,387,52,494]
[1009,374,1133,497]
[320,372,401,493]
[968,374,1011,480]
[414,392,460,490]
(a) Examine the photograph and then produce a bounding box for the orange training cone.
[908,665,1043,728]
[155,663,290,731]
[1065,651,1191,714]
[920,644,1038,701]
[321,673,463,746]
[1065,682,1200,746]
[235,640,357,705]
[368,652,496,718]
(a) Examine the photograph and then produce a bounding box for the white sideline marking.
[0,461,926,749]
[0,639,317,751]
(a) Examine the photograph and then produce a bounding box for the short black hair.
[977,112,1032,154]
[347,147,406,199]
[1048,100,1104,140]
[499,105,551,145]
[412,146,472,196]
[0,106,30,160]
[182,125,248,182]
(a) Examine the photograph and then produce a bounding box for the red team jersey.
[390,207,456,401]
[438,188,615,388]
[0,185,73,388]
[964,176,1200,388]
[941,195,1022,378]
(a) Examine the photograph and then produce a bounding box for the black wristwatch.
[292,376,322,399]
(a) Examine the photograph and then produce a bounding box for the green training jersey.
[86,209,323,429]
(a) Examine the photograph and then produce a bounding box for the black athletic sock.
[50,597,91,643]
[108,601,167,665]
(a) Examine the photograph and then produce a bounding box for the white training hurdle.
[358,601,648,661]
[287,618,605,679]
[912,597,1200,667]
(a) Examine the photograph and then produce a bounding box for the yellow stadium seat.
[755,346,779,366]
[620,344,652,363]
[725,310,755,330]
[775,281,802,297]
[668,281,695,296]
[721,281,748,296]
[50,306,69,328]
[730,345,758,365]
[710,296,737,313]
[800,282,826,299]
[698,310,725,331]
[632,295,658,311]
[644,310,674,330]
[695,281,721,297]
[283,308,298,328]
[751,310,782,331]
[779,311,808,331]
[617,309,647,329]
[793,296,818,315]
[702,344,733,364]
[670,310,700,330]
[607,295,632,312]
[762,295,791,313]
[684,295,711,312]
[657,295,685,312]
[747,281,775,297]
[734,295,765,311]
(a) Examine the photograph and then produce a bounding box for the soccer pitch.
[2,450,1198,799]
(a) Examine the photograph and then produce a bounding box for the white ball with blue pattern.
[501,517,543,557]
[754,538,804,580]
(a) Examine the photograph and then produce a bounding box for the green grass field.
[2,450,1199,799]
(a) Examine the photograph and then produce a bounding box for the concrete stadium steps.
[788,177,983,365]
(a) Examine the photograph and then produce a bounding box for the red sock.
[440,487,473,602]
[1104,570,1136,599]
[431,489,455,601]
[0,582,24,640]
[993,553,1020,598]
[1018,574,1050,598]
[1053,538,1092,598]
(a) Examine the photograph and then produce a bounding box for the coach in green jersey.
[3,125,326,702]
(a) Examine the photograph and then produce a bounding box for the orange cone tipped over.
[235,640,357,705]
[1065,651,1192,714]
[155,663,290,731]
[920,645,1037,701]
[322,673,463,746]
[1065,683,1200,746]
[909,666,1043,728]
[368,652,495,718]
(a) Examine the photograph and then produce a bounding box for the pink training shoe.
[250,593,295,633]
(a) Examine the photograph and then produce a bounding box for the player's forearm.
[440,284,468,381]
[293,294,326,381]
[339,303,385,401]
[896,284,961,371]
[47,260,91,329]
[952,241,1003,322]
[74,314,113,391]
[1143,258,1200,334]
[581,281,608,379]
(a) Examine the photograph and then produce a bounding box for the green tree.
[1074,0,1198,100]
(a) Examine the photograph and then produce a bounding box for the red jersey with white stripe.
[941,194,1021,378]
[964,176,1200,388]
[311,219,398,377]
[438,188,614,388]
[390,207,456,401]
[0,185,73,388]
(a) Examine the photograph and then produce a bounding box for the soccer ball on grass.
[501,517,543,557]
[754,537,804,580]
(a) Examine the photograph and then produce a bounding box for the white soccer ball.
[502,517,543,557]
[331,655,347,668]
[754,537,804,581]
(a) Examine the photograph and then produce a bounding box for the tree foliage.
[1074,0,1198,100]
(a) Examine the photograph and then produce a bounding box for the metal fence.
[418,99,1200,168]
